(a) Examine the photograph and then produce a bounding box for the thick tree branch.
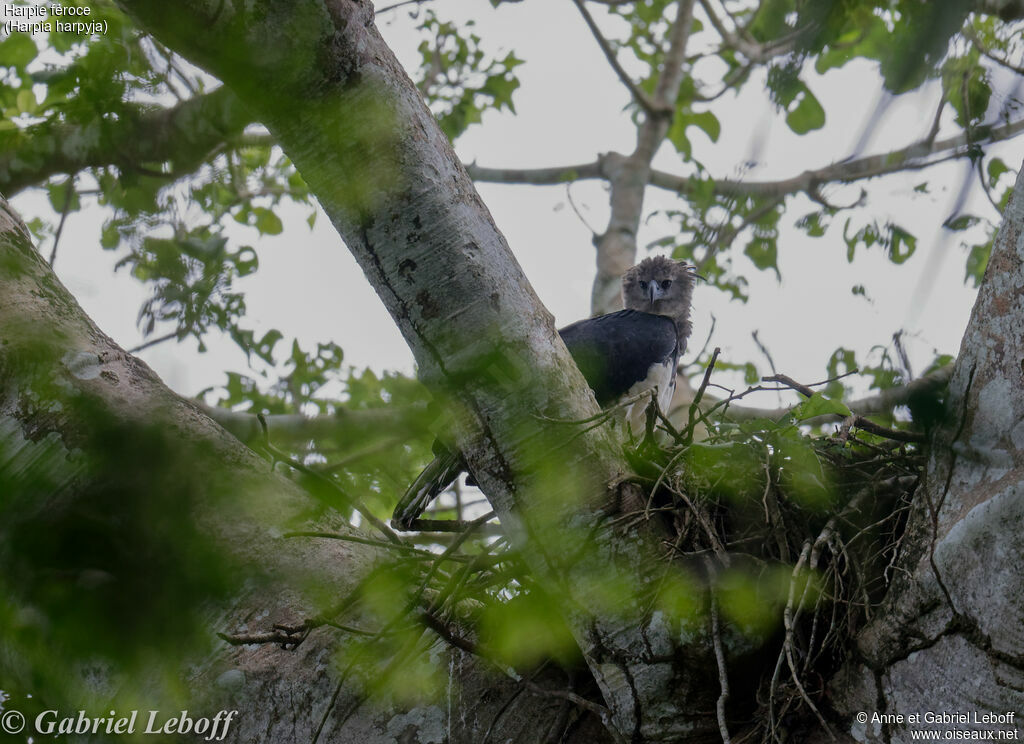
[201,401,429,444]
[466,160,603,185]
[705,366,954,424]
[0,85,252,196]
[468,114,1024,200]
[591,0,697,314]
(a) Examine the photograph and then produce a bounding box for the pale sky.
[18,1,1015,406]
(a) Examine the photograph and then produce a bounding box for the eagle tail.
[392,449,465,530]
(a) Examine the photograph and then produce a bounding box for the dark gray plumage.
[393,256,698,529]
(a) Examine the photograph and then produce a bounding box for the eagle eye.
[662,280,672,289]
[639,280,649,290]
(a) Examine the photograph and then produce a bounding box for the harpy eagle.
[392,256,698,529]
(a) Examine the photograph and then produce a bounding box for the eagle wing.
[393,310,679,529]
[558,309,678,411]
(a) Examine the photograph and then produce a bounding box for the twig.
[704,557,732,744]
[964,26,1024,76]
[761,452,791,562]
[565,182,599,234]
[838,414,926,444]
[524,682,628,744]
[419,608,478,654]
[684,346,720,444]
[751,330,777,377]
[682,314,716,369]
[891,330,913,380]
[257,413,404,545]
[312,678,346,744]
[414,511,497,605]
[218,627,308,648]
[697,0,799,63]
[400,517,502,534]
[762,373,814,398]
[127,330,179,354]
[536,388,662,425]
[780,542,836,741]
[282,530,472,560]
[48,178,74,267]
[319,436,407,473]
[761,374,925,444]
[977,153,1004,212]
[698,194,785,273]
[571,0,666,117]
[377,0,433,13]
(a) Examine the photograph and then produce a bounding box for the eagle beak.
[648,281,665,304]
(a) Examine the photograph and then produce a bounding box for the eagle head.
[621,256,697,345]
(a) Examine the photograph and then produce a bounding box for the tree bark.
[828,166,1024,741]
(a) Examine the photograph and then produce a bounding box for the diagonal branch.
[696,0,801,63]
[648,0,696,119]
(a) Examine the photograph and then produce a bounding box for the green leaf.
[717,566,794,640]
[100,220,122,249]
[943,214,980,232]
[46,180,80,213]
[688,110,721,142]
[942,52,991,126]
[888,225,916,264]
[987,158,1010,189]
[747,0,793,43]
[744,236,779,279]
[15,89,35,114]
[479,592,579,668]
[825,347,857,399]
[965,238,991,287]
[0,33,38,69]
[232,246,259,277]
[252,329,282,365]
[251,207,283,235]
[790,392,852,421]
[796,211,827,237]
[784,86,825,134]
[667,116,692,157]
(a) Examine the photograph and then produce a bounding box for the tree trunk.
[828,166,1024,741]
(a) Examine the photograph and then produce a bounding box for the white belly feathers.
[622,359,677,436]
